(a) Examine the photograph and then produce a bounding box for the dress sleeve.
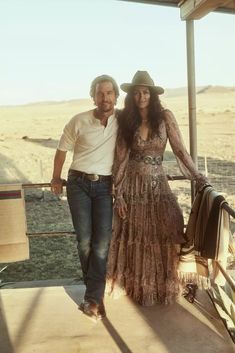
[112,132,130,201]
[164,109,209,188]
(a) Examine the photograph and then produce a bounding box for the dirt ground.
[0,87,235,282]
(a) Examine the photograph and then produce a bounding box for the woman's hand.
[115,196,127,219]
[195,174,210,192]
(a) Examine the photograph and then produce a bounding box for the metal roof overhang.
[122,0,235,19]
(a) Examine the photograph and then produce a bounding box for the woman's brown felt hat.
[120,70,164,95]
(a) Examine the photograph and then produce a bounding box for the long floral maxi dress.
[106,109,206,306]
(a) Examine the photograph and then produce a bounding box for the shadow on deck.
[0,282,234,353]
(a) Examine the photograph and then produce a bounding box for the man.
[51,75,119,320]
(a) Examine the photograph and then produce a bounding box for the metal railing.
[22,179,235,287]
[23,176,187,237]
[22,178,235,219]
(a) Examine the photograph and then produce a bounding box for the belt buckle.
[135,153,142,162]
[156,156,161,165]
[87,174,99,181]
[144,155,153,164]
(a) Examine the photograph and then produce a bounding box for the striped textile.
[0,184,29,263]
[0,190,22,200]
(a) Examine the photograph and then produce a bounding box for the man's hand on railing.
[50,177,65,195]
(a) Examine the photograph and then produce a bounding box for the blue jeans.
[66,172,113,304]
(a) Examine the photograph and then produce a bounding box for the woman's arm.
[112,132,130,219]
[164,109,209,188]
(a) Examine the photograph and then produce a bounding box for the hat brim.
[120,83,164,95]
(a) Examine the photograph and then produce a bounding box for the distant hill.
[24,98,91,107]
[1,86,235,107]
[164,85,235,97]
[197,85,235,94]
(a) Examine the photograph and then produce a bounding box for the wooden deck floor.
[0,283,234,353]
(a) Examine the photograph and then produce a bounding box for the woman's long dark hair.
[117,87,164,148]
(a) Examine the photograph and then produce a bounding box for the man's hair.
[90,75,119,98]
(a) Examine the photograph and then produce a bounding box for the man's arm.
[51,149,67,194]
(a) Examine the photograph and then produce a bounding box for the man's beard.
[98,102,114,113]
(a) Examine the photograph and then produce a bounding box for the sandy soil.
[0,87,235,281]
[0,89,234,182]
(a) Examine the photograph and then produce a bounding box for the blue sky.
[0,0,235,105]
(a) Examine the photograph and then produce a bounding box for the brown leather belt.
[69,169,111,182]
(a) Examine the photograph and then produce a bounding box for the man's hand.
[51,177,64,195]
[51,149,67,194]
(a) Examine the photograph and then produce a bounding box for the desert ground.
[0,86,235,282]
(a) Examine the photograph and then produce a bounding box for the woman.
[106,71,208,306]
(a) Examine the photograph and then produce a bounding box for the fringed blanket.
[178,185,230,289]
[178,250,210,289]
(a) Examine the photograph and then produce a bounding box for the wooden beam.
[180,0,232,20]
